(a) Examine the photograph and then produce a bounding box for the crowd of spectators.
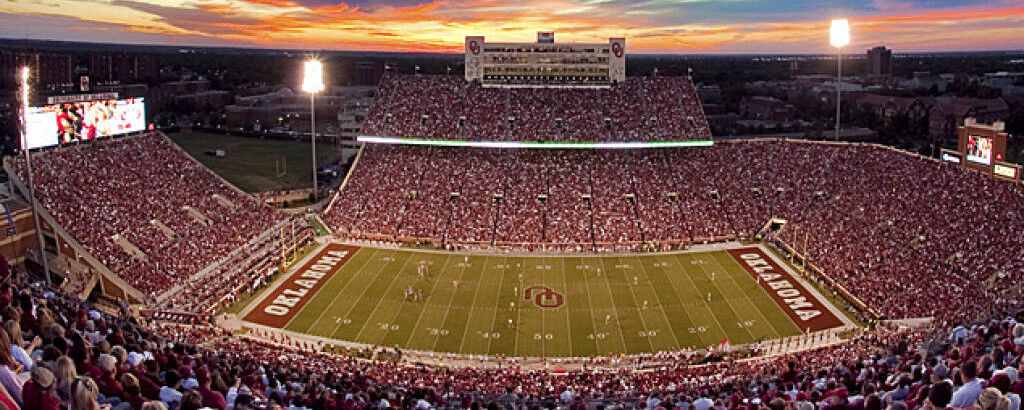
[360,73,711,142]
[325,140,1024,324]
[9,133,286,298]
[1,260,1023,409]
[157,221,310,315]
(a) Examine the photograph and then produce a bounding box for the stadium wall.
[323,143,365,219]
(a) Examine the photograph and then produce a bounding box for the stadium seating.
[1,260,1021,409]
[9,133,286,298]
[325,140,1024,324]
[360,73,713,142]
[4,75,1023,410]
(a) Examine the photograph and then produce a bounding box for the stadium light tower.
[830,18,850,141]
[18,67,51,285]
[302,60,325,203]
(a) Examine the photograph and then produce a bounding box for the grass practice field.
[169,131,336,192]
[242,244,847,357]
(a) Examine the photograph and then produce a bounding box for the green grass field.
[274,246,823,357]
[169,131,336,192]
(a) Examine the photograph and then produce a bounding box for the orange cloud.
[1,0,1022,53]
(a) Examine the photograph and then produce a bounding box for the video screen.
[965,134,993,165]
[23,98,145,149]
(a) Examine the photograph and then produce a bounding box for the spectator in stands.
[196,368,226,410]
[952,361,985,408]
[7,320,39,371]
[23,365,61,410]
[55,355,79,403]
[70,376,102,410]
[0,328,23,407]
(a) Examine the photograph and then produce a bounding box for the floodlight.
[830,19,850,48]
[302,60,324,93]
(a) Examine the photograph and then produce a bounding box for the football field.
[242,243,847,357]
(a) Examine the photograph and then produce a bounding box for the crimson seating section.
[360,74,713,141]
[10,133,286,296]
[3,269,1021,408]
[325,140,1024,324]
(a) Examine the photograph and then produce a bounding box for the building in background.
[354,62,383,86]
[929,97,1009,140]
[0,50,73,91]
[866,46,892,79]
[740,96,797,122]
[464,32,625,87]
[86,53,160,84]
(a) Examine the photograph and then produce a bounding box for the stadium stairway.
[212,193,238,211]
[111,233,147,260]
[150,219,178,241]
[183,205,214,226]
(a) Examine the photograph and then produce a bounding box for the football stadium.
[0,25,1022,410]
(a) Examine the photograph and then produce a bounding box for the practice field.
[242,244,847,357]
[169,131,336,192]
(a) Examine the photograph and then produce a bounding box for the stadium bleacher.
[325,140,1024,324]
[8,133,287,299]
[0,258,1021,409]
[2,71,1022,410]
[360,74,713,142]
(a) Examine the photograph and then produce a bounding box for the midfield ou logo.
[524,285,564,308]
[469,40,481,55]
[612,42,624,58]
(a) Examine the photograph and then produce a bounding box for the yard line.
[707,252,785,339]
[300,248,389,334]
[540,257,547,358]
[402,254,455,347]
[633,255,683,349]
[576,257,603,354]
[594,257,630,353]
[483,257,509,353]
[559,256,574,357]
[514,258,524,356]
[688,253,757,343]
[596,256,651,354]
[667,254,730,346]
[457,256,490,352]
[348,250,419,341]
[430,255,474,352]
[612,256,656,353]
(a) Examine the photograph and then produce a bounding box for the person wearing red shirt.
[23,366,61,410]
[196,368,227,410]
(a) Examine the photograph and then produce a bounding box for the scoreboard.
[955,118,1017,181]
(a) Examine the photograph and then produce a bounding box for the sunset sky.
[1,0,1023,54]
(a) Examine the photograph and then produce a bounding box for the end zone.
[243,243,359,328]
[727,247,844,332]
